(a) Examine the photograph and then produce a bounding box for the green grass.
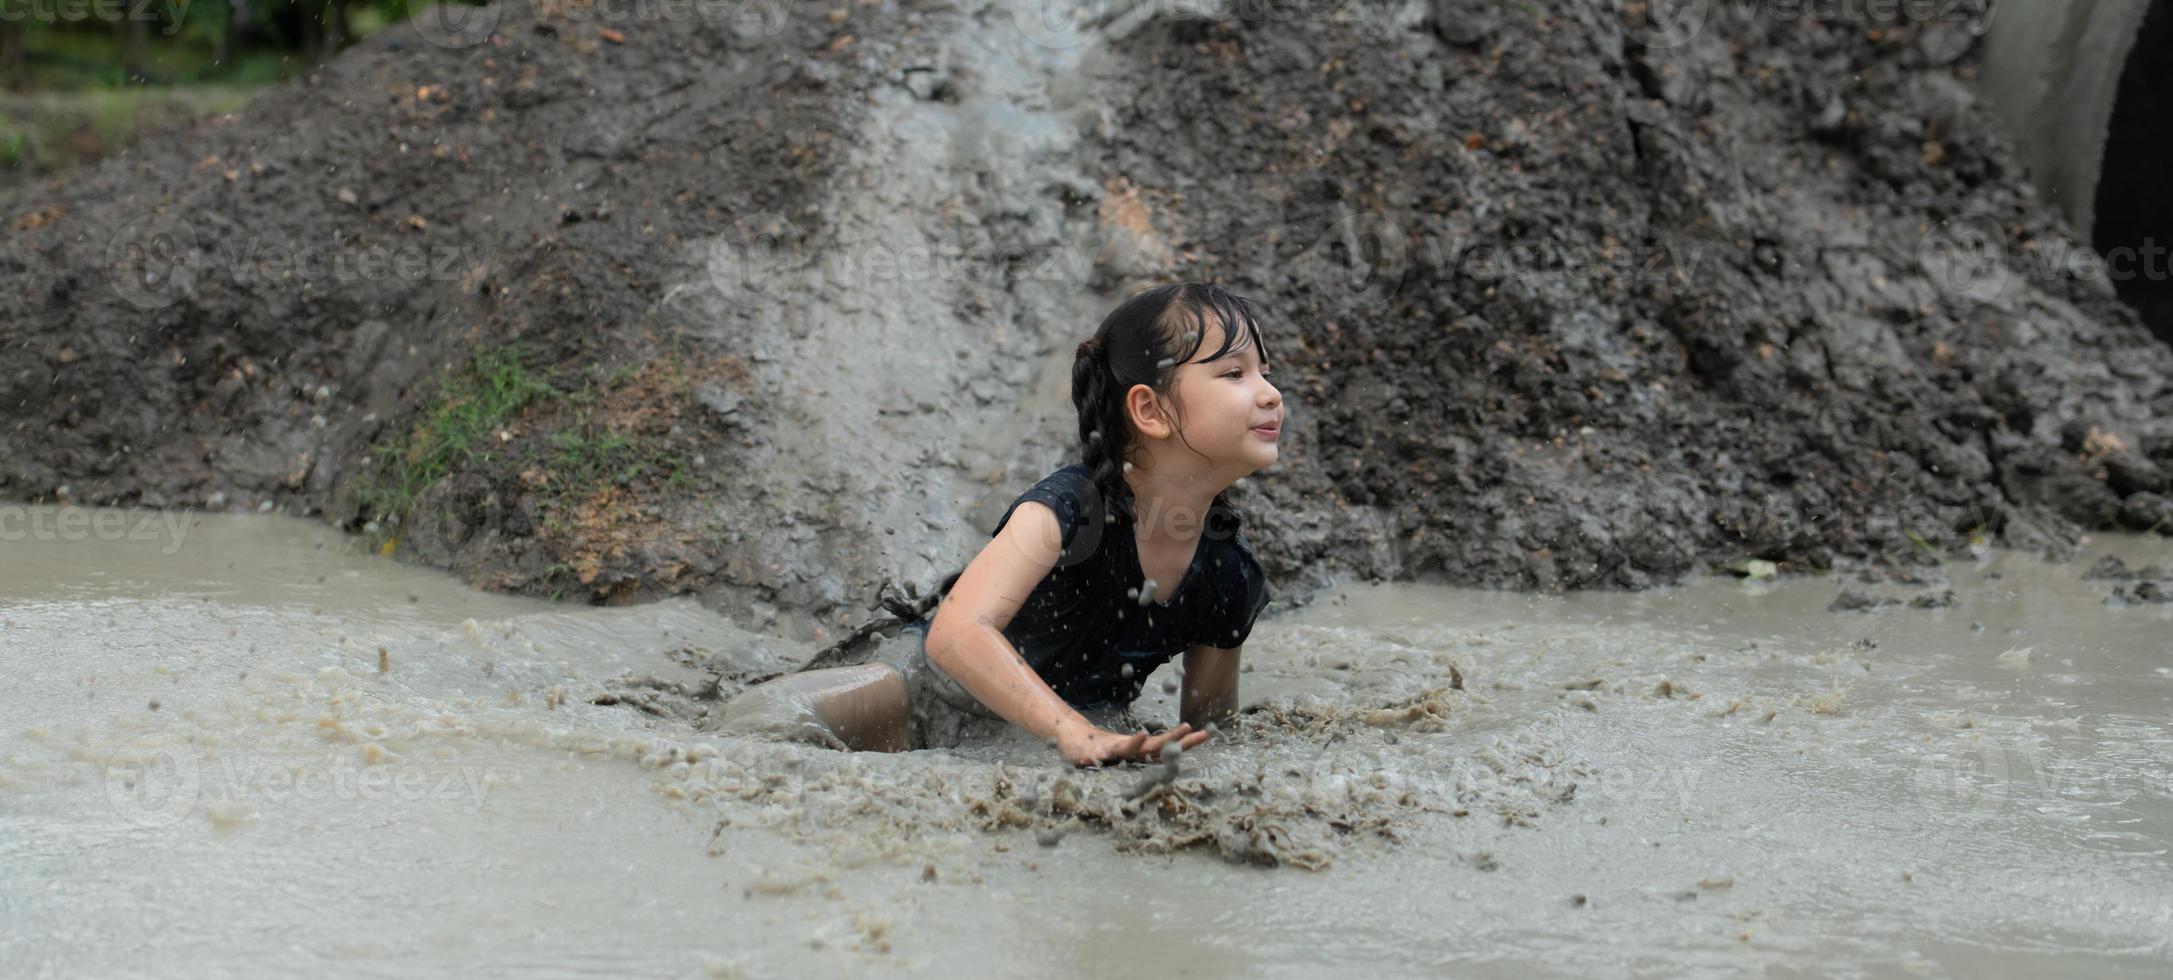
[542,420,693,498]
[0,86,257,180]
[359,345,559,525]
[17,28,310,91]
[360,342,700,551]
[1904,529,1947,565]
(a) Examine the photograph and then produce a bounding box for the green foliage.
[0,87,255,180]
[541,418,692,500]
[7,0,474,93]
[359,345,559,524]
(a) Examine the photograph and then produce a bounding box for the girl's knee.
[710,665,909,753]
[711,674,851,750]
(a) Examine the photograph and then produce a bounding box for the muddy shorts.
[865,620,1019,751]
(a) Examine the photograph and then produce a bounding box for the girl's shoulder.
[990,463,1109,557]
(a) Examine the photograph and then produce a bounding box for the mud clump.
[2104,581,2172,605]
[2081,555,2169,581]
[1829,589,1900,613]
[630,683,1586,872]
[2078,555,2173,604]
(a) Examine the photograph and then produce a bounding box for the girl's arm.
[926,502,1204,765]
[1180,643,1239,730]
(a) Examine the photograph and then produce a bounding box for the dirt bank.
[4,1,2170,639]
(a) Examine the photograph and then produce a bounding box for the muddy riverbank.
[3,1,2170,641]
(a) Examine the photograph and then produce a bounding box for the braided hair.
[925,282,1273,610]
[1070,282,1272,527]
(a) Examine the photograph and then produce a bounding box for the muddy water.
[3,508,2170,977]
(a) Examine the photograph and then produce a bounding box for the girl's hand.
[1055,721,1210,768]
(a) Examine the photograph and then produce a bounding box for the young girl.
[714,282,1282,768]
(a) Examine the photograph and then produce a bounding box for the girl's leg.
[711,663,912,753]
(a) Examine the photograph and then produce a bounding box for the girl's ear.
[1125,382,1172,440]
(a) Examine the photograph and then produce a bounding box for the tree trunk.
[296,0,323,65]
[325,0,350,56]
[118,17,150,83]
[214,0,235,67]
[0,24,25,93]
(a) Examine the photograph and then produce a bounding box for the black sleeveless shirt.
[918,463,1270,710]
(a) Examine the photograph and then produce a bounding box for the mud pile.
[3,0,2169,637]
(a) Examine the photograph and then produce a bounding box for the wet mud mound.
[4,0,2171,636]
[1101,0,2173,591]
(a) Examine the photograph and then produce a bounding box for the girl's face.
[1164,315,1283,474]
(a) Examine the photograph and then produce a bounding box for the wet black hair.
[914,282,1272,619]
[1071,281,1274,525]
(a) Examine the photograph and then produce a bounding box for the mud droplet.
[147,699,160,711]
